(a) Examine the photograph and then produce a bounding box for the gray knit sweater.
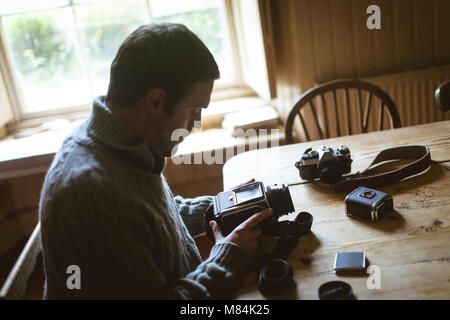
[39,96,251,299]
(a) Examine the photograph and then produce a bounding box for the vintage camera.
[295,145,352,184]
[345,186,393,222]
[204,181,295,239]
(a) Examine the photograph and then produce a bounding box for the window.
[0,0,241,120]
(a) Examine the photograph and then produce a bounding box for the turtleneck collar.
[85,96,165,174]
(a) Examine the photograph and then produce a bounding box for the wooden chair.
[435,80,450,112]
[0,222,42,299]
[285,79,401,144]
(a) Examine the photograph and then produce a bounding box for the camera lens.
[339,145,350,154]
[265,184,295,218]
[258,259,293,295]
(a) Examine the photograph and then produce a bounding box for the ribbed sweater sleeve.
[174,195,213,237]
[171,243,251,299]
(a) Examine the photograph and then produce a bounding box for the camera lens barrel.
[258,259,293,296]
[265,184,295,218]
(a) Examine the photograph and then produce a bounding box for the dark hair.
[106,23,220,112]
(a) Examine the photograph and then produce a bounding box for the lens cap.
[318,281,355,300]
[258,259,293,295]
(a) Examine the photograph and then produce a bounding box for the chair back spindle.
[285,79,401,143]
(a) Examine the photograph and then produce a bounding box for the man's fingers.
[246,227,263,239]
[210,220,218,234]
[240,208,273,230]
[210,220,224,241]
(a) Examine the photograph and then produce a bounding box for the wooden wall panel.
[270,0,450,124]
[330,0,355,78]
[434,1,450,62]
[350,0,376,77]
[309,0,336,82]
[391,0,412,70]
[370,0,392,73]
[413,0,434,67]
[289,0,314,93]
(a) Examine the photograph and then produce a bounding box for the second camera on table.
[295,145,352,184]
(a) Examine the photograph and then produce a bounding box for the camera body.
[205,181,295,238]
[345,186,393,222]
[295,145,352,183]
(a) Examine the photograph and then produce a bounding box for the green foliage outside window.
[154,7,223,59]
[80,8,145,80]
[6,15,76,80]
[5,6,223,83]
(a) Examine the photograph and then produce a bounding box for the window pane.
[0,0,69,15]
[151,0,235,84]
[1,0,238,116]
[3,8,91,113]
[73,0,113,5]
[73,0,102,4]
[76,0,149,96]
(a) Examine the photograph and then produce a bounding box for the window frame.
[0,0,247,124]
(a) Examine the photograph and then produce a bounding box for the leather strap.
[316,145,431,191]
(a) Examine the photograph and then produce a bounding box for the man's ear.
[143,88,166,115]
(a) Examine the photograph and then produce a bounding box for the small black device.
[204,181,296,239]
[295,145,352,184]
[345,186,393,222]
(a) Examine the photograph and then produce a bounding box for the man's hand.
[209,208,273,256]
[194,178,264,260]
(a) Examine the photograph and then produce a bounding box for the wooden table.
[223,121,450,299]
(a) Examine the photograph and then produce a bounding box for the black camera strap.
[316,145,432,191]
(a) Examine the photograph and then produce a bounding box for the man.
[39,23,272,299]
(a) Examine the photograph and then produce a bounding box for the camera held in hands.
[295,145,353,184]
[204,181,296,240]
